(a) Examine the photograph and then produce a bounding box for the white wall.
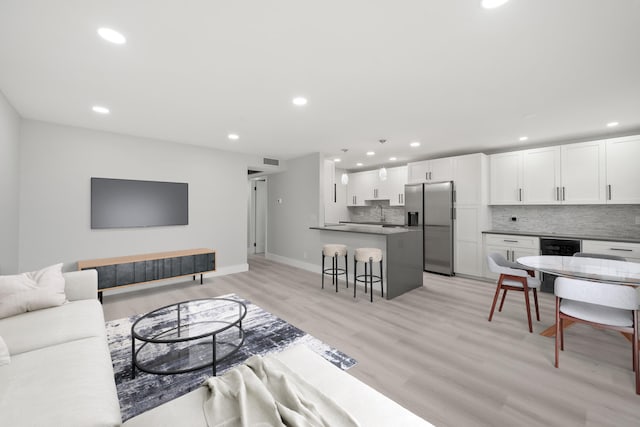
[0,91,21,274]
[18,120,250,275]
[266,153,325,268]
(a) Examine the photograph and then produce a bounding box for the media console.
[77,248,216,302]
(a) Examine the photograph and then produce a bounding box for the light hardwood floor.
[102,256,640,427]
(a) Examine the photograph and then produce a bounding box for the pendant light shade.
[341,173,349,185]
[379,167,387,181]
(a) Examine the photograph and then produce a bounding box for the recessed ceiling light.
[389,157,397,161]
[97,27,126,45]
[481,0,510,9]
[519,136,528,141]
[607,121,619,127]
[366,151,375,156]
[334,158,341,162]
[410,142,420,147]
[228,133,239,140]
[292,97,308,106]
[356,162,363,166]
[92,105,110,114]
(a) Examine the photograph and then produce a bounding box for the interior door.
[253,180,267,254]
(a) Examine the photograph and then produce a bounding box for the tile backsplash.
[491,205,640,239]
[348,201,405,224]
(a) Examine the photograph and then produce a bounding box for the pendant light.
[341,173,349,185]
[378,139,387,181]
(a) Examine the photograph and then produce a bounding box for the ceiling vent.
[263,158,279,166]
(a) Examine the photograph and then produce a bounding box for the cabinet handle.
[334,183,336,203]
[503,239,519,243]
[607,184,612,200]
[562,186,565,201]
[506,251,510,261]
[610,248,633,252]
[556,187,559,201]
[425,172,429,181]
[512,250,515,261]
[518,188,522,201]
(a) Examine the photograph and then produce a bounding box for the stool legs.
[353,259,357,298]
[321,252,348,291]
[380,259,384,298]
[321,252,325,289]
[353,256,383,302]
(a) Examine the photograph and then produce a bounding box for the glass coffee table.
[131,298,247,378]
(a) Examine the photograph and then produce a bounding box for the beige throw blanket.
[203,354,360,427]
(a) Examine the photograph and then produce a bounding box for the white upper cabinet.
[490,136,640,205]
[427,158,454,182]
[453,153,486,205]
[347,167,407,206]
[605,136,640,204]
[383,166,408,206]
[347,170,374,206]
[407,158,453,183]
[521,146,561,204]
[490,152,523,204]
[407,160,429,183]
[560,140,605,204]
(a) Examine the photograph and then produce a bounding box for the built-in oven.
[539,238,582,293]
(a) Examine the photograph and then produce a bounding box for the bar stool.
[322,244,348,292]
[354,248,383,302]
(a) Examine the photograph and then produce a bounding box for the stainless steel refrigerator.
[404,182,454,275]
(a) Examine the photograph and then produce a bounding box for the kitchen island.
[309,224,423,299]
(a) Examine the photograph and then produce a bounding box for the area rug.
[106,294,357,421]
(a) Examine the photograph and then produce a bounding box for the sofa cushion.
[0,299,106,355]
[0,336,122,427]
[0,263,66,319]
[0,336,9,366]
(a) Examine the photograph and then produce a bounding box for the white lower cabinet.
[483,234,540,281]
[581,240,640,263]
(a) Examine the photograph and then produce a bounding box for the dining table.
[517,255,640,338]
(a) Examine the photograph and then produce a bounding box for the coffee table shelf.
[131,298,246,378]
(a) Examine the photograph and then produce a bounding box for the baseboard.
[103,263,249,297]
[265,252,319,274]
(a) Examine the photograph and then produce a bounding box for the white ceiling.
[1,0,639,171]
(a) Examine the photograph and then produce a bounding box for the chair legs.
[488,274,539,333]
[488,279,503,322]
[499,289,508,312]
[555,296,560,368]
[555,299,639,395]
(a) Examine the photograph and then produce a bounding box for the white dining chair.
[487,252,541,333]
[554,277,639,394]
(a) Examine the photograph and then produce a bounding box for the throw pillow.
[0,336,9,366]
[0,263,66,319]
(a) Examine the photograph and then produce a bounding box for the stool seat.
[323,244,348,257]
[354,247,382,263]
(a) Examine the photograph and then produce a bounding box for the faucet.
[378,205,385,222]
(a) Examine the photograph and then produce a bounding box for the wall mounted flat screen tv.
[91,178,188,229]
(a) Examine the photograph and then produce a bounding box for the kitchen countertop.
[310,224,415,235]
[482,230,640,244]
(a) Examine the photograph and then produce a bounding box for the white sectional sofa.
[1,269,432,427]
[0,270,122,427]
[123,344,434,427]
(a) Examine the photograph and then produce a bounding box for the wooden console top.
[77,248,215,269]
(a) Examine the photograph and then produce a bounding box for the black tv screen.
[91,178,188,229]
